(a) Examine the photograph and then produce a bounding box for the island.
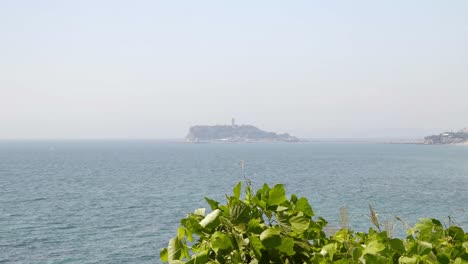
[424,128,468,145]
[185,119,301,143]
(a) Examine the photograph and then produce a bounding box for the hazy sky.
[1,1,467,139]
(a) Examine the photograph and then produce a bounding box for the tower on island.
[231,118,236,126]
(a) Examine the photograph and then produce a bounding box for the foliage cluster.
[161,182,468,263]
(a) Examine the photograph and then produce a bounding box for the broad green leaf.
[186,229,193,242]
[334,260,351,264]
[260,183,270,195]
[290,213,310,233]
[364,253,391,263]
[260,228,281,248]
[169,261,185,264]
[185,250,208,264]
[177,227,185,240]
[413,218,443,242]
[276,205,289,212]
[351,247,362,260]
[252,196,266,210]
[295,197,314,217]
[389,238,406,254]
[320,243,338,260]
[277,237,295,256]
[200,209,221,229]
[268,184,287,206]
[255,183,270,203]
[229,203,250,224]
[408,240,432,256]
[425,252,439,264]
[463,241,468,251]
[431,218,443,227]
[290,193,298,203]
[181,216,202,235]
[399,256,418,264]
[204,197,220,210]
[447,226,465,242]
[436,254,450,264]
[168,237,182,261]
[249,235,264,259]
[453,257,467,264]
[233,182,242,199]
[211,231,232,252]
[364,240,385,255]
[333,228,350,242]
[181,243,190,259]
[248,218,263,234]
[160,247,168,262]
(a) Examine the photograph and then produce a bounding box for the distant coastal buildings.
[185,119,300,143]
[424,128,468,145]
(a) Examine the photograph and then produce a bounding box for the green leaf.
[163,182,468,264]
[186,229,193,242]
[268,184,287,206]
[295,197,314,217]
[413,218,443,242]
[204,197,220,210]
[399,256,418,264]
[260,228,281,248]
[169,261,185,264]
[252,196,266,210]
[200,209,222,229]
[389,238,406,254]
[177,227,185,240]
[277,237,295,256]
[364,253,391,263]
[410,240,432,256]
[436,254,450,264]
[364,240,385,255]
[320,243,338,260]
[233,182,242,199]
[181,216,202,236]
[290,194,298,203]
[289,213,310,233]
[160,247,168,262]
[425,252,438,264]
[276,205,289,212]
[463,241,468,251]
[211,231,232,252]
[229,203,250,224]
[185,250,208,264]
[168,237,182,261]
[247,218,263,234]
[447,226,465,242]
[249,235,264,259]
[351,247,362,260]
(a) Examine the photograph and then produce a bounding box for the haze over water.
[1,1,468,139]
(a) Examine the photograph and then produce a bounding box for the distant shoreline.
[2,138,467,146]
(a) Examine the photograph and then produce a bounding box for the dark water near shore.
[1,141,467,263]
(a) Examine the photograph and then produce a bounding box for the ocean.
[1,141,467,263]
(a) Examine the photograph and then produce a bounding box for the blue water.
[1,141,467,263]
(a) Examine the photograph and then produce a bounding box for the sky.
[1,0,467,139]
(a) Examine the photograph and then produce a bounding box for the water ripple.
[0,141,467,263]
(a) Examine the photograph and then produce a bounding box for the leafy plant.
[161,182,468,263]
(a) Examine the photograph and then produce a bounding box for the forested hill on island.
[424,127,468,145]
[185,121,300,143]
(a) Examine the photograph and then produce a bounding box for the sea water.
[1,141,467,263]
